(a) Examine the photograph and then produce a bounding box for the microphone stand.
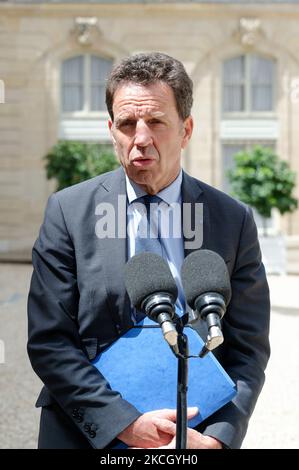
[175,318,189,450]
[172,310,225,449]
[141,302,225,449]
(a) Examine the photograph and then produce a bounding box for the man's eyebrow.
[114,115,134,126]
[150,111,165,118]
[114,110,166,126]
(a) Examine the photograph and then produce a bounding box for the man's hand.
[117,407,198,448]
[151,418,223,449]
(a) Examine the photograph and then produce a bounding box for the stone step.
[286,237,299,274]
[287,264,299,275]
[287,251,299,264]
[268,275,299,313]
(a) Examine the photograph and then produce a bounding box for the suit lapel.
[94,167,132,331]
[182,172,232,267]
[181,171,210,258]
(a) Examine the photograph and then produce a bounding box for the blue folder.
[92,316,236,430]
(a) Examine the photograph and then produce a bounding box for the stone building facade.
[0,0,299,271]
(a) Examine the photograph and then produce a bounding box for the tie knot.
[139,194,162,207]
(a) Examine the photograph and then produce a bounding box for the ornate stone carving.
[73,17,100,46]
[235,17,263,47]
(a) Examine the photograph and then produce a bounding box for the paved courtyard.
[0,263,298,449]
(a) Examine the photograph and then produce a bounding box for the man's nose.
[134,121,153,147]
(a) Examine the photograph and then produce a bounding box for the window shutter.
[223,56,245,112]
[90,56,113,111]
[62,56,84,112]
[250,55,274,112]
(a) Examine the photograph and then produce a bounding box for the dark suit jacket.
[27,166,270,449]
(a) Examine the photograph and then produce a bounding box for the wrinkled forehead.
[112,81,178,118]
[116,108,166,121]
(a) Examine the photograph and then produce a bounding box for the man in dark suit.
[27,52,270,449]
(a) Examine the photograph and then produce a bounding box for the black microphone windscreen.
[124,253,178,310]
[181,250,232,309]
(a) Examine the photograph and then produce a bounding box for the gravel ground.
[242,306,299,449]
[0,263,298,449]
[0,263,41,449]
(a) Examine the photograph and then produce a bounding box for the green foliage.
[44,141,120,191]
[227,145,298,219]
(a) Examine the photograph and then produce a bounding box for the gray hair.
[106,52,193,121]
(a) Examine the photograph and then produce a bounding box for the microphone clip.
[195,293,226,357]
[141,292,179,349]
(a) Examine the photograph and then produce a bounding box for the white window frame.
[61,54,112,118]
[222,54,276,119]
[60,54,113,142]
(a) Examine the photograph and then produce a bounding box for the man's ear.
[108,119,116,144]
[181,116,193,149]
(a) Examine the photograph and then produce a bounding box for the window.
[60,54,113,141]
[222,54,275,113]
[61,55,113,113]
[62,56,84,112]
[221,54,277,233]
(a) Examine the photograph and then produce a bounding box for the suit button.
[89,430,96,438]
[72,407,84,422]
[84,423,91,433]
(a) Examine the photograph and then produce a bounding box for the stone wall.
[0,2,299,260]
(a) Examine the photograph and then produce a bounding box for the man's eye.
[148,119,163,125]
[120,120,136,128]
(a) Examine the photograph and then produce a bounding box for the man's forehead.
[116,108,166,119]
[112,81,179,122]
[113,82,175,104]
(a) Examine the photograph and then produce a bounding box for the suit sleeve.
[27,193,141,448]
[198,206,270,448]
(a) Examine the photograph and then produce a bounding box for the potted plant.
[44,140,119,191]
[227,145,298,274]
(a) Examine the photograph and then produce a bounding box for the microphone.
[181,250,231,357]
[124,252,179,349]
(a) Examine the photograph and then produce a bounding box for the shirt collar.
[126,169,183,206]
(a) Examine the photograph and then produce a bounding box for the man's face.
[108,81,193,194]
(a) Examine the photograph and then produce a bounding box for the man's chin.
[128,168,154,183]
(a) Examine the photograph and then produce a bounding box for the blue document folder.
[92,316,236,429]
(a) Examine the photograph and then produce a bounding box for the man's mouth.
[132,157,155,167]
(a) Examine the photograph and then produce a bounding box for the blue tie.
[133,195,163,323]
[133,195,186,319]
[135,195,163,258]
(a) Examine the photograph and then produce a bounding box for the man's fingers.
[159,407,198,422]
[153,418,177,436]
[187,407,199,419]
[158,409,176,421]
